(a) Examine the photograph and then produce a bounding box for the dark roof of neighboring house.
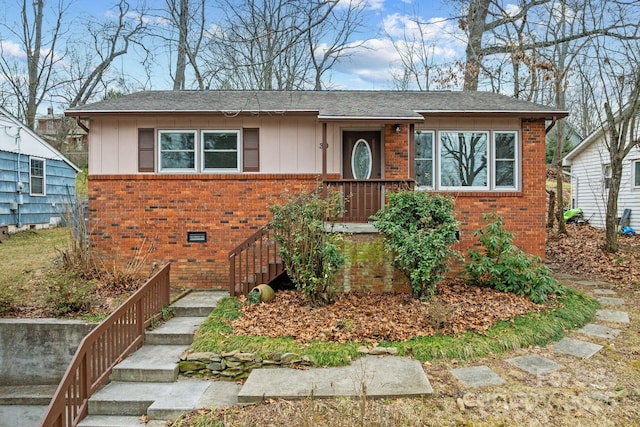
[66,90,568,121]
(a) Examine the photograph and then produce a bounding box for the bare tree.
[579,29,640,252]
[202,0,352,90]
[455,0,639,92]
[306,0,367,90]
[154,0,207,90]
[0,0,148,128]
[0,0,68,128]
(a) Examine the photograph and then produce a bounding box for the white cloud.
[0,40,25,59]
[366,0,385,11]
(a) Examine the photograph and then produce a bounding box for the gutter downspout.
[15,127,23,228]
[545,116,558,134]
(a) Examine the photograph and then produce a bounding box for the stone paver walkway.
[448,278,630,391]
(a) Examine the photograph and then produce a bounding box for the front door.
[341,131,382,221]
[342,131,381,180]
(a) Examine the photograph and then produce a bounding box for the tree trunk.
[546,189,556,228]
[173,0,189,90]
[463,0,490,91]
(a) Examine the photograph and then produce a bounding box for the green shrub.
[465,213,562,303]
[269,187,345,306]
[44,270,94,317]
[372,190,460,301]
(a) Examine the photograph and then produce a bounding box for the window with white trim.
[202,130,240,171]
[494,131,517,188]
[29,157,46,196]
[414,131,434,188]
[439,131,489,189]
[603,164,612,190]
[634,161,640,187]
[159,130,197,172]
[414,130,519,191]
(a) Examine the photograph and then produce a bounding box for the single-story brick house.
[65,90,567,291]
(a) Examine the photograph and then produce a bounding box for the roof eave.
[415,110,569,119]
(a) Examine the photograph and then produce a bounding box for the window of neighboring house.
[202,130,240,171]
[414,131,434,188]
[603,164,612,190]
[439,131,489,189]
[494,131,517,188]
[159,130,197,172]
[634,161,640,187]
[30,157,45,196]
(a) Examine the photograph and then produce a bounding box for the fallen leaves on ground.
[230,280,543,344]
[546,224,640,289]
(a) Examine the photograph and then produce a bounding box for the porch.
[229,178,413,296]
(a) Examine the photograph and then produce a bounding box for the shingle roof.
[66,90,567,120]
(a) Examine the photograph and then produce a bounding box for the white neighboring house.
[563,125,640,230]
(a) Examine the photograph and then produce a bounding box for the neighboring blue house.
[0,107,79,235]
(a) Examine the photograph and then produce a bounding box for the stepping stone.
[552,337,602,359]
[597,297,625,306]
[579,323,621,339]
[238,356,433,403]
[450,366,505,388]
[576,280,609,287]
[593,289,616,295]
[506,354,564,375]
[596,310,630,323]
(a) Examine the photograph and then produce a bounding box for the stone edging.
[179,346,399,380]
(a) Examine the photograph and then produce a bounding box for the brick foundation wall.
[88,174,328,289]
[338,233,410,294]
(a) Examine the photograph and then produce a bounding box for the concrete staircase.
[78,291,239,427]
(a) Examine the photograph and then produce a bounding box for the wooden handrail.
[229,226,283,297]
[40,264,171,427]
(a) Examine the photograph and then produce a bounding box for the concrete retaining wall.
[0,319,95,385]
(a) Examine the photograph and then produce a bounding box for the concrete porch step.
[86,379,212,418]
[0,384,57,405]
[110,345,186,383]
[77,415,146,427]
[144,316,207,345]
[171,291,228,317]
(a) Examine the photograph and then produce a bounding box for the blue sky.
[1,0,466,95]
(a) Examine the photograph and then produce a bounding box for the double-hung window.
[30,157,45,196]
[157,129,242,173]
[603,164,612,190]
[494,131,517,188]
[415,131,434,188]
[634,161,640,188]
[202,130,240,171]
[159,130,197,172]
[415,130,519,191]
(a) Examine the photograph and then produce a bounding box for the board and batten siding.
[0,150,77,227]
[88,115,331,175]
[569,138,640,230]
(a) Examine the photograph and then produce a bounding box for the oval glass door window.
[351,139,372,179]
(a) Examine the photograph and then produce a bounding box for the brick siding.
[88,174,328,288]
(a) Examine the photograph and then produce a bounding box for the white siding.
[569,137,640,230]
